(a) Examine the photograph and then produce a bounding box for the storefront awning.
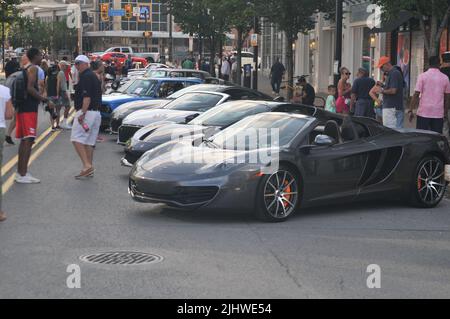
[369,11,414,33]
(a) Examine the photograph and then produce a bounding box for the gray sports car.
[129,110,450,222]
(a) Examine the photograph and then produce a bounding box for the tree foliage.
[375,0,450,56]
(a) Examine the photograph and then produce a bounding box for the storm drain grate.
[80,251,163,266]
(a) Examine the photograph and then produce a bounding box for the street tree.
[375,0,450,57]
[164,0,230,74]
[263,0,333,100]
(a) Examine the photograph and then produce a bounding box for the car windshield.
[125,79,158,96]
[190,101,270,127]
[210,113,309,150]
[164,93,223,112]
[144,69,168,78]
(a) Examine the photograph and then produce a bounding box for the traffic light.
[100,4,109,22]
[124,4,133,19]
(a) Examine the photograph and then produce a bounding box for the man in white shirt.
[220,56,231,81]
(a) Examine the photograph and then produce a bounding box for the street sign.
[138,5,150,21]
[250,34,259,47]
[109,9,125,17]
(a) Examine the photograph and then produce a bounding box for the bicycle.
[280,75,307,103]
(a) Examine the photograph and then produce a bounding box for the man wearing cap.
[71,55,102,179]
[350,68,376,118]
[377,56,405,128]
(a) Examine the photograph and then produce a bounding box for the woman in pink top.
[336,67,352,114]
[409,56,450,134]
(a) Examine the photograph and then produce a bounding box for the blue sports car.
[100,77,202,128]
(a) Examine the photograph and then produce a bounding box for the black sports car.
[110,84,274,134]
[122,101,316,166]
[129,110,450,222]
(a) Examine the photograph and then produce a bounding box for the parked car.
[231,51,261,69]
[100,52,148,68]
[144,68,211,80]
[110,84,240,134]
[122,102,316,166]
[103,47,160,63]
[130,111,450,222]
[116,85,275,143]
[100,77,202,128]
[118,91,230,145]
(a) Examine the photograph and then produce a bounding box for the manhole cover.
[80,251,163,266]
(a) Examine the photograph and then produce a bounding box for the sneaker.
[61,121,72,130]
[5,136,15,145]
[15,173,41,184]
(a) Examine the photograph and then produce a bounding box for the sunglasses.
[345,72,351,75]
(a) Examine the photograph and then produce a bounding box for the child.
[325,85,337,113]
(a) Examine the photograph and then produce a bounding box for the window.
[157,81,186,98]
[225,89,260,100]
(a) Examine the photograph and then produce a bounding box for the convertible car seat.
[323,120,341,144]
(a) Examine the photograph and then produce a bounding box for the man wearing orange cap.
[377,56,405,129]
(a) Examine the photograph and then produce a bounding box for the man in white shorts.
[70,55,102,179]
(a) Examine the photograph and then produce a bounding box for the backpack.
[6,68,28,109]
[46,65,59,97]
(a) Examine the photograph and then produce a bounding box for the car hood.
[123,109,202,127]
[133,141,280,179]
[112,99,170,118]
[141,123,220,144]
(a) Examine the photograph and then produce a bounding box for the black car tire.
[254,165,301,222]
[409,155,447,208]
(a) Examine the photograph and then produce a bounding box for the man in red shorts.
[15,48,54,184]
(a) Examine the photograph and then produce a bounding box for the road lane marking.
[1,109,75,177]
[2,111,76,195]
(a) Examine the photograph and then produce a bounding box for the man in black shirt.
[299,76,315,106]
[350,68,376,118]
[70,55,102,179]
[270,58,285,95]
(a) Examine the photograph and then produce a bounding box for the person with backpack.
[0,83,15,222]
[14,48,55,184]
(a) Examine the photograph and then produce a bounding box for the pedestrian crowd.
[321,54,450,137]
[0,48,104,222]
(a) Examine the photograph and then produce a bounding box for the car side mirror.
[314,134,335,146]
[185,113,200,123]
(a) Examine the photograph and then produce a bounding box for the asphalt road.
[0,122,450,299]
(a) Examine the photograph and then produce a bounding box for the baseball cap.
[377,56,390,69]
[74,55,90,64]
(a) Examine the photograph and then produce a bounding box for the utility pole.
[78,0,83,54]
[144,10,148,51]
[334,0,343,86]
[1,0,5,72]
[168,11,173,63]
[252,16,259,90]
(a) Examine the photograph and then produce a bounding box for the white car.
[232,51,261,69]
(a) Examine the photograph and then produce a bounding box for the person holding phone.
[0,84,16,222]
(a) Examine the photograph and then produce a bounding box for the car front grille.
[118,125,142,144]
[130,180,218,206]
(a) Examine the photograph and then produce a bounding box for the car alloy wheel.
[262,169,299,220]
[414,156,446,207]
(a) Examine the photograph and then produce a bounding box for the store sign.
[133,7,140,17]
[109,9,125,17]
[138,5,151,21]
